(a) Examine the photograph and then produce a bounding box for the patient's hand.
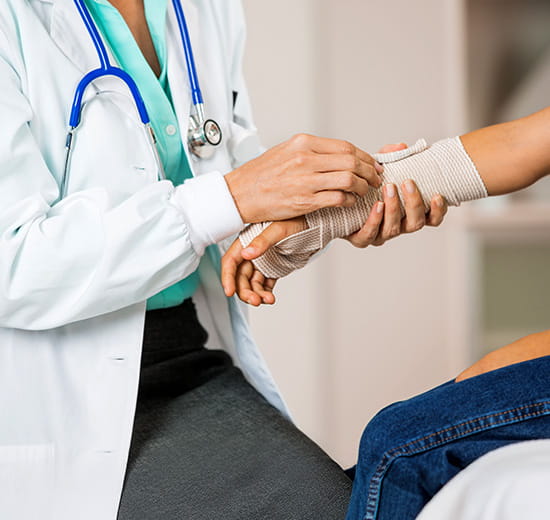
[222,217,307,306]
[230,141,454,286]
[455,329,550,382]
[346,143,449,248]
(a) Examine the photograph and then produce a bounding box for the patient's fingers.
[377,184,402,243]
[345,201,385,248]
[265,278,277,290]
[400,180,426,233]
[426,195,448,227]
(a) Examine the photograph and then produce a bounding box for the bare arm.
[462,107,550,195]
[456,329,550,382]
[224,108,550,304]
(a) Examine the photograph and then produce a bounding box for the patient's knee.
[357,384,450,466]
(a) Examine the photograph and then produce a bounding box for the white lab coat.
[0,1,287,518]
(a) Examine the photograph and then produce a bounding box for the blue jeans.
[346,355,550,520]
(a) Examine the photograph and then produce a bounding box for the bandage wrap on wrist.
[239,137,488,279]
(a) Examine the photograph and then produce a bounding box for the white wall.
[241,0,471,467]
[241,0,328,441]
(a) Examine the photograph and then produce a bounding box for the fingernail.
[385,184,396,198]
[376,201,384,213]
[375,161,384,174]
[405,180,415,194]
[243,247,256,256]
[436,195,445,208]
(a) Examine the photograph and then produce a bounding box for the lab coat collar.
[34,0,104,74]
[34,0,202,73]
[37,0,197,169]
[37,0,196,98]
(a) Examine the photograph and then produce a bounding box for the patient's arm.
[456,329,550,382]
[239,137,487,279]
[238,107,550,280]
[462,107,550,195]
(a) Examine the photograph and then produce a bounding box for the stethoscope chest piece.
[188,114,222,159]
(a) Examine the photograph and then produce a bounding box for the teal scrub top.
[84,0,200,310]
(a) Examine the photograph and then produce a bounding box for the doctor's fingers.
[221,239,246,297]
[309,153,382,189]
[250,271,276,305]
[286,134,384,175]
[312,171,370,198]
[241,218,307,261]
[236,261,263,306]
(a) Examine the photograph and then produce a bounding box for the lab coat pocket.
[66,90,159,206]
[0,443,55,520]
[227,121,263,168]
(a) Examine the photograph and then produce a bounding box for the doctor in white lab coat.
[0,0,407,518]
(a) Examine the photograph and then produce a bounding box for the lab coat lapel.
[38,0,99,74]
[37,0,141,103]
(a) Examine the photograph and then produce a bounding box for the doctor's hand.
[221,217,307,306]
[225,134,383,224]
[345,143,449,249]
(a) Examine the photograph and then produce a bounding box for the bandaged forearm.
[239,137,488,279]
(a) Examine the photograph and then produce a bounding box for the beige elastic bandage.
[239,137,488,279]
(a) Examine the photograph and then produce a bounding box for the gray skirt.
[117,301,352,520]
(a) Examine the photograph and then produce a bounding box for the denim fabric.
[346,356,550,520]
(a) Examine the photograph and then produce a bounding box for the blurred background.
[240,0,550,468]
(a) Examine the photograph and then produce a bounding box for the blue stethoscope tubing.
[60,0,218,199]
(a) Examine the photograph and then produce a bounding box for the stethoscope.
[60,0,222,199]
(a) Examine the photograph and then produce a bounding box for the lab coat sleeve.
[0,43,242,331]
[171,171,244,255]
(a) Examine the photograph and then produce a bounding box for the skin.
[110,1,385,223]
[224,134,384,223]
[109,0,162,77]
[222,109,550,381]
[221,144,448,306]
[111,2,550,381]
[461,108,550,195]
[223,110,550,302]
[456,330,550,382]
